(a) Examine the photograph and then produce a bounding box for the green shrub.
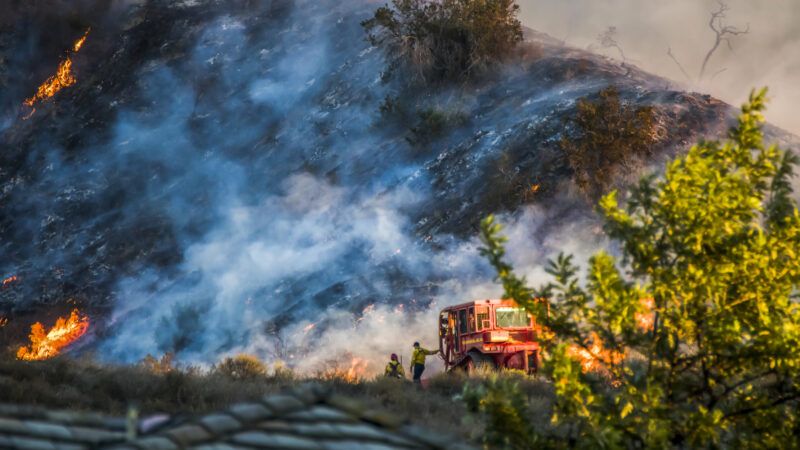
[214,354,268,380]
[560,86,656,198]
[481,88,800,447]
[461,374,536,449]
[362,0,524,83]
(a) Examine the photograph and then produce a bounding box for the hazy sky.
[518,0,800,135]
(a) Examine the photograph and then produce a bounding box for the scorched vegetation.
[362,0,524,83]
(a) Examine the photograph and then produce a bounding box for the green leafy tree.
[480,88,800,448]
[362,0,523,83]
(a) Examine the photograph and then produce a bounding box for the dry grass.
[0,355,554,442]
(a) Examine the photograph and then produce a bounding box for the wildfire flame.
[23,29,90,110]
[568,333,624,373]
[636,298,655,331]
[2,275,18,287]
[16,309,90,361]
[345,357,369,382]
[72,31,89,52]
[0,316,7,328]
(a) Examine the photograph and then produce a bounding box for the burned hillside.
[1,0,796,366]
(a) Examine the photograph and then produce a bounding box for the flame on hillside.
[318,354,370,382]
[568,333,624,373]
[23,29,90,111]
[2,275,18,287]
[16,309,90,361]
[72,31,89,52]
[345,357,369,382]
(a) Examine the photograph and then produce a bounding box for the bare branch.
[699,1,749,80]
[597,26,626,62]
[667,47,691,82]
[710,67,727,81]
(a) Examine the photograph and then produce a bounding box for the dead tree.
[666,1,748,83]
[667,47,691,81]
[597,26,627,62]
[698,1,749,80]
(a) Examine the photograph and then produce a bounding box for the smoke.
[518,0,800,135]
[76,1,613,372]
[257,203,606,376]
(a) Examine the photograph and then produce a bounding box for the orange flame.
[23,29,90,109]
[72,30,90,52]
[567,333,624,373]
[0,316,7,328]
[2,275,18,287]
[16,309,90,361]
[635,298,655,331]
[345,357,369,382]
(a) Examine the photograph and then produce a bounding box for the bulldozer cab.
[439,299,541,374]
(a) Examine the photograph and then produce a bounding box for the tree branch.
[699,1,749,80]
[667,47,691,82]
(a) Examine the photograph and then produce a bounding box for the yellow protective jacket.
[384,360,405,378]
[411,347,438,366]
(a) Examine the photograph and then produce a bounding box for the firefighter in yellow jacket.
[384,353,405,379]
[410,342,439,383]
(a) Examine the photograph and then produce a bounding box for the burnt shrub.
[213,354,268,380]
[362,0,524,83]
[560,86,657,198]
[407,107,469,144]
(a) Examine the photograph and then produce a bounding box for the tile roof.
[0,384,475,449]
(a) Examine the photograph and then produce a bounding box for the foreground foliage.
[362,0,523,83]
[480,89,800,448]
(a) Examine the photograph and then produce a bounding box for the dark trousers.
[413,363,425,383]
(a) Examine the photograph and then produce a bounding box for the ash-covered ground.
[1,0,796,372]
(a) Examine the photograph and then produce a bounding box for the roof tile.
[260,395,306,415]
[230,431,323,449]
[331,424,418,447]
[190,444,250,450]
[283,406,354,423]
[68,425,125,444]
[320,442,411,450]
[228,403,273,423]
[198,414,242,435]
[9,435,57,450]
[127,436,180,450]
[164,424,213,445]
[23,421,71,440]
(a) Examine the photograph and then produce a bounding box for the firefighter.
[384,353,405,379]
[410,342,438,384]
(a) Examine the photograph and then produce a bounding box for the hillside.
[1,0,796,369]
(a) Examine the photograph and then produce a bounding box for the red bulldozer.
[439,299,541,374]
